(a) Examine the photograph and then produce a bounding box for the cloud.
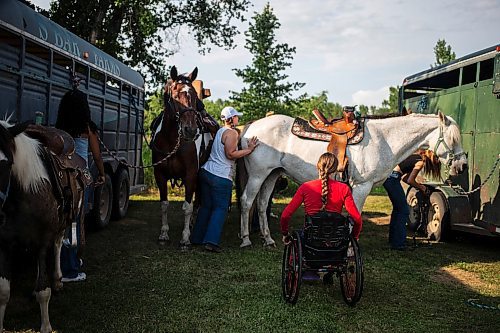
[351,86,390,107]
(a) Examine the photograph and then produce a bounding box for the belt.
[388,171,402,180]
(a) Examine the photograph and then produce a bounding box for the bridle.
[433,124,466,168]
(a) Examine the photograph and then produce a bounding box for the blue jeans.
[61,186,88,278]
[61,138,89,278]
[191,168,233,246]
[383,173,409,249]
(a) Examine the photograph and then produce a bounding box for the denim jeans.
[61,138,89,278]
[191,168,233,246]
[383,173,409,249]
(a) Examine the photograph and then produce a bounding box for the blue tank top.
[202,127,235,180]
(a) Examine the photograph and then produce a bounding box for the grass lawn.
[4,190,500,333]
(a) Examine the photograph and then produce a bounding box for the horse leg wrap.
[181,201,193,245]
[159,201,170,241]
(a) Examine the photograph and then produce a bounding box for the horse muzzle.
[450,153,468,175]
[182,127,199,141]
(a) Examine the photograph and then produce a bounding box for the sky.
[32,0,499,107]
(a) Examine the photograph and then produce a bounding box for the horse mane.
[362,112,404,119]
[0,121,49,193]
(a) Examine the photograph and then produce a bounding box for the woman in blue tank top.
[191,107,258,252]
[383,149,441,250]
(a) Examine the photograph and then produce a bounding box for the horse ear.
[8,122,29,137]
[438,111,450,125]
[188,67,198,81]
[170,66,178,81]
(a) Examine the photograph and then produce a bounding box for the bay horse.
[151,66,213,249]
[236,112,467,247]
[0,121,85,333]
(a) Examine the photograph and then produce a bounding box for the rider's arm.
[344,187,362,240]
[280,185,305,235]
[223,129,257,160]
[401,161,426,192]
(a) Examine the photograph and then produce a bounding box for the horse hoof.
[263,240,276,248]
[53,281,64,292]
[158,239,170,246]
[240,239,252,248]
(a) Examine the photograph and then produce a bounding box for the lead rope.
[444,154,500,195]
[96,117,183,169]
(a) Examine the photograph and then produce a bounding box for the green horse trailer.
[400,44,499,240]
[0,0,146,229]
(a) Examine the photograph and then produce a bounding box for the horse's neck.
[369,115,437,164]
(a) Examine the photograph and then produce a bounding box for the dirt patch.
[431,266,499,296]
[366,216,390,226]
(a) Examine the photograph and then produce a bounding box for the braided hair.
[316,152,339,211]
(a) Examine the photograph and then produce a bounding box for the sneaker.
[61,272,86,283]
[270,212,279,219]
[204,243,222,253]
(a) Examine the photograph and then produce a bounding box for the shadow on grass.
[4,198,500,333]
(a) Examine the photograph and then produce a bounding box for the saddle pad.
[291,117,365,144]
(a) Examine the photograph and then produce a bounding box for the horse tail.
[235,122,252,209]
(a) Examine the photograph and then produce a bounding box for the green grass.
[4,192,499,333]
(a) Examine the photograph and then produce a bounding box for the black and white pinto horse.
[237,112,468,247]
[151,66,212,249]
[0,121,73,333]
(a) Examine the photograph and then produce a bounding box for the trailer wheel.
[406,188,421,232]
[112,169,130,220]
[427,192,450,242]
[90,173,113,229]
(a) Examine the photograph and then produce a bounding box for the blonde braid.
[316,152,339,211]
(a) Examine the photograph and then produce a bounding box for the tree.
[380,86,400,113]
[48,0,250,88]
[433,39,456,67]
[230,3,304,120]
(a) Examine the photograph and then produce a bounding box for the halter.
[433,125,466,167]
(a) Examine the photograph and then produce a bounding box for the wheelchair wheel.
[339,237,364,306]
[281,231,303,304]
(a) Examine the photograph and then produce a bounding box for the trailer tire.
[427,192,450,242]
[406,188,422,232]
[112,169,130,220]
[90,173,113,230]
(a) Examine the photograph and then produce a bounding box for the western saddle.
[308,108,360,173]
[25,125,93,245]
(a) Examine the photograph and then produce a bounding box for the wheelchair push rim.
[339,237,364,306]
[281,231,303,304]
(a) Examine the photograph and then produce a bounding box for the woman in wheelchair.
[280,152,362,243]
[280,153,364,305]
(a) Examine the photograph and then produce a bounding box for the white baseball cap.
[221,106,243,120]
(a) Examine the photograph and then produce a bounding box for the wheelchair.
[281,211,364,306]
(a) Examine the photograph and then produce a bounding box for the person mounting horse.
[151,66,218,250]
[150,66,219,150]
